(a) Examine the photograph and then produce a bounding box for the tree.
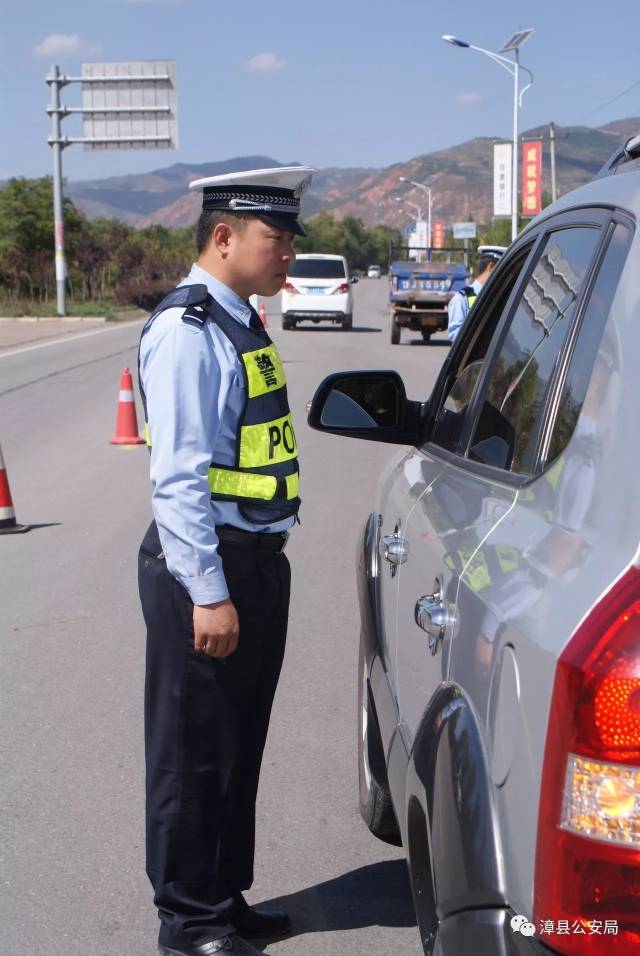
[0,177,84,301]
[296,213,402,271]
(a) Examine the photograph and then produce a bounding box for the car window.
[428,243,534,454]
[467,227,602,474]
[544,222,631,466]
[288,259,346,279]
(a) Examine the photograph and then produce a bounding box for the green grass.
[0,300,145,319]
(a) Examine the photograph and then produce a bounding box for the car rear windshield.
[288,259,346,279]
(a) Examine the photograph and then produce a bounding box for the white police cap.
[477,245,508,263]
[189,165,315,236]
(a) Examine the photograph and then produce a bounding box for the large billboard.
[81,61,178,150]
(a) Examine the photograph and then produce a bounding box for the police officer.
[138,166,314,956]
[447,245,506,343]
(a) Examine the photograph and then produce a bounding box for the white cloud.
[241,53,287,75]
[34,34,82,59]
[455,92,484,107]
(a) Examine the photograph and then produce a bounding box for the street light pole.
[399,177,433,248]
[512,49,519,243]
[442,31,534,243]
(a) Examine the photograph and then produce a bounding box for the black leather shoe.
[158,934,263,956]
[231,897,292,939]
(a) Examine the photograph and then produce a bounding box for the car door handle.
[382,534,410,565]
[415,584,449,655]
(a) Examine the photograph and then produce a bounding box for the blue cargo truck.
[388,244,469,344]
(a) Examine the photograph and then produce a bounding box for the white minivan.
[281,253,355,330]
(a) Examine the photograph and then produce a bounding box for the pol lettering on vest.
[268,419,296,460]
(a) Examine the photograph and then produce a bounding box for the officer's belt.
[216,525,289,553]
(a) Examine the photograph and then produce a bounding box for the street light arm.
[412,183,431,200]
[400,177,432,199]
[449,40,533,102]
[518,65,534,107]
[466,43,517,77]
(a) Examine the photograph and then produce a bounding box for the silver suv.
[309,137,640,955]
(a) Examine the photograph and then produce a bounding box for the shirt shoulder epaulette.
[180,284,212,326]
[141,284,212,338]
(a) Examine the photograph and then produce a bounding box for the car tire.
[390,314,401,345]
[342,314,353,330]
[282,316,295,330]
[358,638,401,844]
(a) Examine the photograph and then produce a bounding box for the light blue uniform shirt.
[139,263,295,606]
[447,278,482,344]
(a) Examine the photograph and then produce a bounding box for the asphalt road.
[0,278,451,956]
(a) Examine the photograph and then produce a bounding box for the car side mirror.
[351,276,359,284]
[307,370,423,445]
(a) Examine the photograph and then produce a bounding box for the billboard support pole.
[47,64,68,317]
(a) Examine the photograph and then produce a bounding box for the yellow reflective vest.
[461,285,477,317]
[139,284,300,525]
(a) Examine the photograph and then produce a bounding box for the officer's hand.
[193,600,240,658]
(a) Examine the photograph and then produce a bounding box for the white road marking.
[0,321,144,360]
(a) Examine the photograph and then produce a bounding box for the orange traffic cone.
[110,367,145,445]
[259,303,268,328]
[0,444,29,534]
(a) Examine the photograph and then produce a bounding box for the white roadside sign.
[493,142,512,217]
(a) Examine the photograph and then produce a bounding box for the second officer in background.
[447,244,506,343]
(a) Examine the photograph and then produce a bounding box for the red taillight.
[282,282,299,294]
[534,566,640,953]
[332,283,350,295]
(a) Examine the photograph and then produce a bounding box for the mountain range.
[64,118,640,230]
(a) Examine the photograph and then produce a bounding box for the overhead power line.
[587,78,640,118]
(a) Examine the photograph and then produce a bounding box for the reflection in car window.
[468,227,602,474]
[428,244,533,455]
[429,362,484,453]
[546,223,630,465]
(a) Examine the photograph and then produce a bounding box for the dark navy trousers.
[138,521,290,947]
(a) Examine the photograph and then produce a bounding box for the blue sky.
[1,0,639,183]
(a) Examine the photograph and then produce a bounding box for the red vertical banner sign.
[522,141,542,217]
[432,221,445,248]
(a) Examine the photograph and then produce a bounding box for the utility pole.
[550,121,558,203]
